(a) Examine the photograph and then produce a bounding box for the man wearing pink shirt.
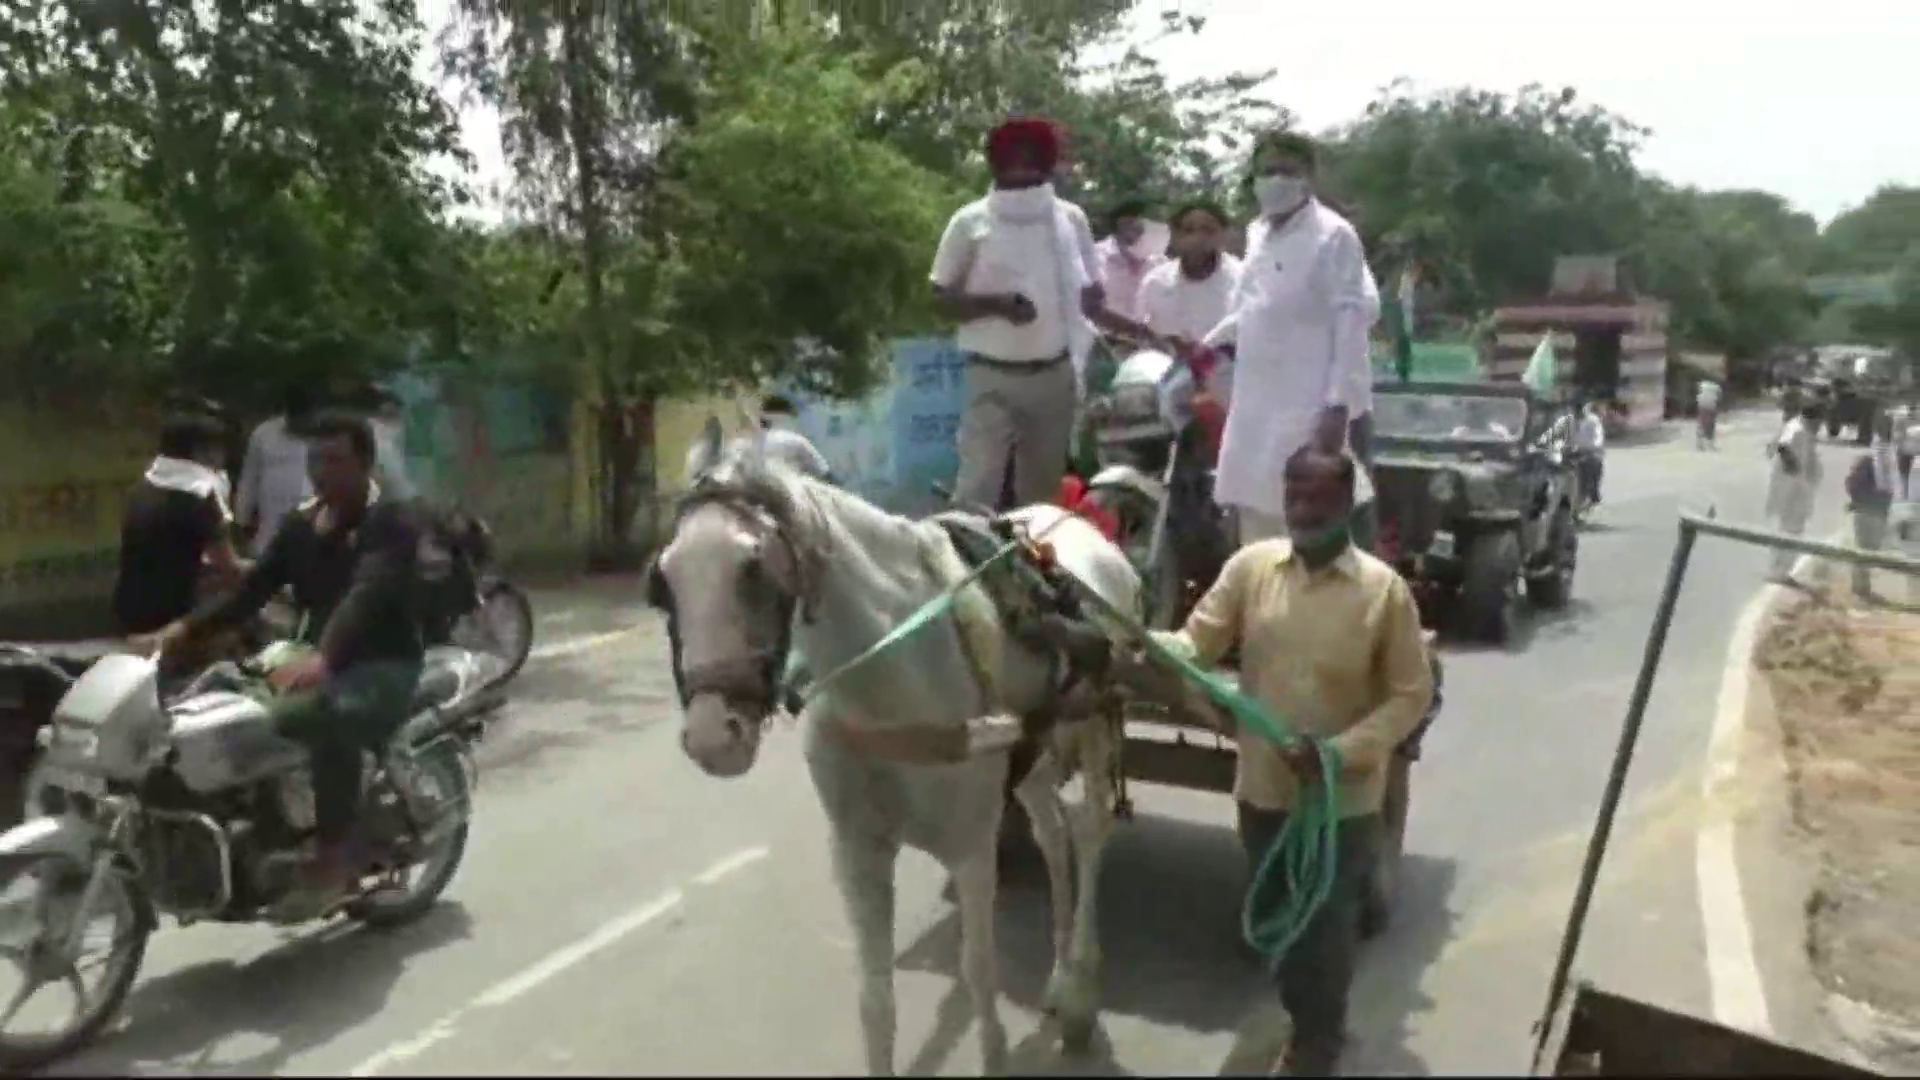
[1093,200,1165,323]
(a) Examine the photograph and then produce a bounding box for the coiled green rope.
[1128,629,1344,970]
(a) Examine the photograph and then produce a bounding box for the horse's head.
[649,422,820,778]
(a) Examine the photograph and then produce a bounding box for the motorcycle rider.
[140,410,427,919]
[112,413,246,638]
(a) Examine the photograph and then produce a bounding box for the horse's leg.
[950,846,1011,1076]
[830,832,902,1077]
[1057,721,1119,1054]
[1014,753,1077,1020]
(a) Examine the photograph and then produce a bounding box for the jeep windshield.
[1374,393,1529,444]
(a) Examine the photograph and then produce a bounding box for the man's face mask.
[987,183,1055,220]
[1253,174,1310,217]
[1288,519,1351,562]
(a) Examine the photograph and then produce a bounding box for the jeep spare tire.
[1459,531,1521,645]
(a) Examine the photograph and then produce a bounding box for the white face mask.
[987,183,1056,220]
[1253,174,1310,217]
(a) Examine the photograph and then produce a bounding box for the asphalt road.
[40,408,1855,1077]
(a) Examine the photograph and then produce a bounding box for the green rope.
[788,539,1025,708]
[1088,606,1345,970]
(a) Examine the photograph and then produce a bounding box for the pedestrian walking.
[1695,377,1722,450]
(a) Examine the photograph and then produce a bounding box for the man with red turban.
[929,116,1106,511]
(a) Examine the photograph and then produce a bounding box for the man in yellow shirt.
[1153,444,1434,1075]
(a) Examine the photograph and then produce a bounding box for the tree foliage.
[1,0,466,401]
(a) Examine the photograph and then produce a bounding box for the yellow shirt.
[1158,540,1434,817]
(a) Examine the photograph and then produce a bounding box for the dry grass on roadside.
[1755,583,1920,1032]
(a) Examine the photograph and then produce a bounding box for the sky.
[426,0,1920,226]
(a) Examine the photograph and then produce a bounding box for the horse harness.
[646,480,817,719]
[929,511,1116,795]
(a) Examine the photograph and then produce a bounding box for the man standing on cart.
[929,117,1104,511]
[1195,130,1381,546]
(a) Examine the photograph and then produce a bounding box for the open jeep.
[1368,382,1580,644]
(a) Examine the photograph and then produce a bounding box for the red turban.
[986,118,1062,173]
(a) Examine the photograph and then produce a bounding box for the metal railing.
[1530,509,1920,1073]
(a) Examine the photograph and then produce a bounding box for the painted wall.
[0,399,155,615]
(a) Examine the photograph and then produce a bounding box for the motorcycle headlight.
[1428,470,1460,503]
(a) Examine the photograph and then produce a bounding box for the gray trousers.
[954,354,1078,511]
[1238,803,1381,1072]
[1852,507,1889,593]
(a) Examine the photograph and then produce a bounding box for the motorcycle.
[0,642,505,1070]
[1078,344,1234,629]
[258,509,535,692]
[434,511,536,690]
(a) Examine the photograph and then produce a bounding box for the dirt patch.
[1754,584,1920,1067]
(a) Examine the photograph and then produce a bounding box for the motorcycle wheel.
[0,853,151,1072]
[347,745,472,930]
[451,582,536,690]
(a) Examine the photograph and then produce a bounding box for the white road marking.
[693,845,769,886]
[348,846,768,1076]
[1697,533,1829,1037]
[528,628,637,663]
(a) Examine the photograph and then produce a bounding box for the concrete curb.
[1702,527,1912,1068]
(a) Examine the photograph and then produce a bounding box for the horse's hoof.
[1058,1012,1098,1056]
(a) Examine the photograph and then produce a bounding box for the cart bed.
[1546,982,1879,1078]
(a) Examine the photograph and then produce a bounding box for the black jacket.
[190,497,426,670]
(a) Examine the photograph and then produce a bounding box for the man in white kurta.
[1201,131,1380,545]
[1766,402,1823,581]
[1139,200,1243,403]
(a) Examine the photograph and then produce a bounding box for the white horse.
[649,430,1138,1075]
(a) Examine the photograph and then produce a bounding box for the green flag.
[1522,332,1557,392]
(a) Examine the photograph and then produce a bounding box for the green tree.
[658,29,962,399]
[1320,83,1647,316]
[1817,185,1920,275]
[1,0,465,401]
[443,0,709,557]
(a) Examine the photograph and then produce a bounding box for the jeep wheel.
[1458,531,1521,645]
[1527,507,1577,609]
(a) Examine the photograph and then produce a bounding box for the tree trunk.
[559,0,649,566]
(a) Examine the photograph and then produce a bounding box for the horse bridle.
[645,481,818,716]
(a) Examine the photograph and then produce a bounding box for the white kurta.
[1203,201,1379,517]
[1766,416,1821,523]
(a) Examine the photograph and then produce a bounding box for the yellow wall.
[0,387,751,616]
[0,400,155,609]
[652,391,760,496]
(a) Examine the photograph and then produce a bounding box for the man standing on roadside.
[238,385,316,557]
[1200,130,1381,546]
[1145,445,1433,1075]
[929,117,1103,510]
[1695,377,1723,451]
[1767,400,1824,583]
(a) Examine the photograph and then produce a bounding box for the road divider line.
[528,627,638,663]
[694,845,769,886]
[348,845,773,1076]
